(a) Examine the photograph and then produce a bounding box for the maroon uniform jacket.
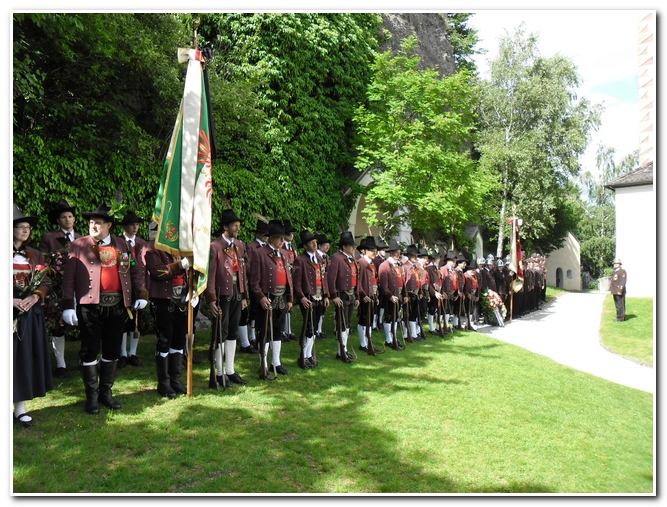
[143,241,186,300]
[13,246,51,300]
[357,256,378,300]
[249,245,293,303]
[62,235,148,309]
[205,236,247,303]
[378,258,404,298]
[326,251,358,300]
[293,251,330,300]
[425,263,441,297]
[463,269,479,297]
[38,230,82,253]
[403,260,421,294]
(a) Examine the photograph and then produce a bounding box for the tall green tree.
[474,24,602,256]
[445,12,481,74]
[353,36,493,242]
[577,146,638,278]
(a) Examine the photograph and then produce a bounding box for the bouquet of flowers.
[14,263,53,336]
[41,247,78,338]
[480,289,507,327]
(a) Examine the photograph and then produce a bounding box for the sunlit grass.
[599,295,654,366]
[13,310,653,494]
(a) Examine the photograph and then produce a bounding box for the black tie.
[65,232,71,243]
[13,247,26,257]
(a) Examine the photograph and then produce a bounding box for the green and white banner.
[153,48,212,297]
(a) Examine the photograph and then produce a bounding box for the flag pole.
[187,266,194,397]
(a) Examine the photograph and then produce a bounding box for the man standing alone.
[609,259,627,322]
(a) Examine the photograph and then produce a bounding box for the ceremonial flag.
[153,48,215,297]
[508,217,524,284]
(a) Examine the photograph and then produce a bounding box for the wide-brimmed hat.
[362,236,378,250]
[427,250,438,260]
[299,230,317,247]
[356,237,367,252]
[417,247,428,258]
[48,199,77,224]
[119,210,143,225]
[315,233,331,246]
[376,238,388,250]
[385,239,402,253]
[338,231,356,247]
[283,220,295,234]
[82,203,115,223]
[267,219,289,238]
[445,250,457,261]
[406,244,419,257]
[220,209,241,226]
[457,254,467,263]
[253,219,270,235]
[13,204,39,228]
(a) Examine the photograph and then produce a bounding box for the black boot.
[156,354,176,399]
[81,364,100,414]
[168,352,187,395]
[98,360,121,410]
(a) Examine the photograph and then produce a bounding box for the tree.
[577,145,638,278]
[353,36,493,242]
[474,24,602,256]
[444,13,482,74]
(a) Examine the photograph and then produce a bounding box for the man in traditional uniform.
[494,258,508,313]
[326,231,359,362]
[282,220,297,342]
[293,230,330,368]
[378,240,406,349]
[249,220,293,378]
[415,247,430,340]
[402,245,423,341]
[144,223,190,398]
[425,250,443,334]
[356,236,379,352]
[242,218,270,353]
[205,209,248,386]
[372,238,388,330]
[315,233,332,339]
[453,255,467,329]
[463,259,479,330]
[62,203,148,414]
[38,198,82,378]
[439,251,458,329]
[117,210,148,369]
[609,258,627,321]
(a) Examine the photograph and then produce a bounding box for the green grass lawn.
[599,295,654,366]
[545,285,570,301]
[13,310,653,494]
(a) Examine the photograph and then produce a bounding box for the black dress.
[13,258,54,403]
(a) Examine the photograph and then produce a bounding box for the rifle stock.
[298,301,310,368]
[209,290,220,390]
[405,295,414,343]
[336,303,350,362]
[258,305,270,380]
[366,299,376,356]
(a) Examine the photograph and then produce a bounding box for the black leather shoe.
[317,332,326,339]
[274,364,289,375]
[359,346,368,352]
[288,333,297,341]
[227,372,248,385]
[14,413,33,428]
[306,357,320,367]
[216,374,233,387]
[128,355,142,366]
[240,345,257,354]
[55,367,68,379]
[346,351,355,361]
[117,356,128,369]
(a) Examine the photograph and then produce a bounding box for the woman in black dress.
[13,205,54,428]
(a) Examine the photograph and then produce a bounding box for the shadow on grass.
[14,312,558,494]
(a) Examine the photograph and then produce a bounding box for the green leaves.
[353,36,491,239]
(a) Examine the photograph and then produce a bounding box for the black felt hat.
[376,238,388,250]
[445,250,457,261]
[338,231,356,247]
[267,219,288,238]
[385,239,402,253]
[316,233,331,246]
[406,244,419,257]
[283,219,295,234]
[48,199,77,224]
[220,209,241,226]
[254,219,270,235]
[299,230,317,247]
[362,236,378,250]
[119,210,143,225]
[82,203,115,223]
[418,247,429,258]
[13,204,39,228]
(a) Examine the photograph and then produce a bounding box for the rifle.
[336,302,351,363]
[268,307,279,377]
[405,295,414,344]
[390,299,404,350]
[416,294,426,340]
[298,300,310,369]
[310,306,318,365]
[258,304,274,380]
[366,298,378,356]
[443,293,453,336]
[436,296,444,338]
[457,292,464,330]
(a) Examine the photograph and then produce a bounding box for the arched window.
[567,269,573,279]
